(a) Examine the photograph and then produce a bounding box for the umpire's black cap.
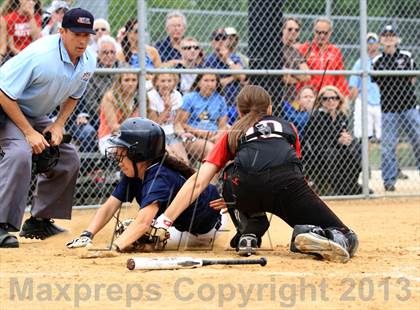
[62,8,95,34]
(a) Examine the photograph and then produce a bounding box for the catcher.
[66,117,224,252]
[153,85,359,263]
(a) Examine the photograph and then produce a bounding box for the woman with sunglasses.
[302,85,366,196]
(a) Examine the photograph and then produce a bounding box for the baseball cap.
[381,24,397,36]
[62,8,95,34]
[224,27,238,36]
[367,32,379,44]
[211,28,227,40]
[47,1,70,14]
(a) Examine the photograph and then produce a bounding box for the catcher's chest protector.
[234,116,300,173]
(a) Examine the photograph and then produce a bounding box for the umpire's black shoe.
[19,217,67,240]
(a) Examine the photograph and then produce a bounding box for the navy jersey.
[112,163,221,234]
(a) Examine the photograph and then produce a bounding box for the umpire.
[0,8,96,248]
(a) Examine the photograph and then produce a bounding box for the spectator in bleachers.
[68,35,122,153]
[278,17,310,115]
[98,72,140,155]
[283,85,315,139]
[298,18,350,97]
[302,85,364,196]
[118,18,161,86]
[0,0,42,61]
[224,27,249,68]
[372,24,419,192]
[41,0,69,36]
[155,10,186,66]
[349,32,381,142]
[173,36,203,94]
[205,28,246,125]
[147,73,190,164]
[175,73,228,161]
[89,18,110,54]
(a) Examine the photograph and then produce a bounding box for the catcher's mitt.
[115,219,170,251]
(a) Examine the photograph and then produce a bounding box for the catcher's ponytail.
[228,85,272,153]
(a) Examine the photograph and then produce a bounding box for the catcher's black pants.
[222,164,348,238]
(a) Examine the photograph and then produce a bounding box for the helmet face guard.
[105,146,127,163]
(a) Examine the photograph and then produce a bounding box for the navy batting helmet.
[107,117,165,163]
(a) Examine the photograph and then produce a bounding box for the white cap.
[224,27,238,36]
[47,1,70,14]
[367,32,379,43]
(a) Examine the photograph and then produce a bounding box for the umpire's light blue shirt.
[0,34,96,117]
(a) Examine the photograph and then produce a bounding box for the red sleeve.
[290,123,302,159]
[35,14,42,27]
[297,42,309,56]
[203,133,234,169]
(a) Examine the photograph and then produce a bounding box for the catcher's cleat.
[294,232,350,263]
[237,233,258,257]
[19,217,67,240]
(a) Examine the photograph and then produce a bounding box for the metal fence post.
[325,0,332,19]
[137,0,147,117]
[359,0,370,196]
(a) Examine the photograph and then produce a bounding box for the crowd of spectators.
[0,1,417,195]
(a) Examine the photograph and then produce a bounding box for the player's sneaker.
[294,232,350,263]
[19,217,66,240]
[237,233,258,256]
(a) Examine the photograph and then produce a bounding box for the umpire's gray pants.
[0,116,80,231]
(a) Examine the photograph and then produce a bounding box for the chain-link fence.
[0,0,418,206]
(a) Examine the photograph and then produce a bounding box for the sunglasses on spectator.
[181,45,200,50]
[315,30,330,36]
[213,34,227,41]
[94,28,107,33]
[382,33,396,37]
[321,96,340,102]
[101,50,116,55]
[287,27,300,33]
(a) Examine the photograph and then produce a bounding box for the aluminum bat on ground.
[126,256,267,270]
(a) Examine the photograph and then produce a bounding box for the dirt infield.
[0,197,419,310]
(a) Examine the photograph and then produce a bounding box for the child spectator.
[175,73,228,161]
[147,73,190,164]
